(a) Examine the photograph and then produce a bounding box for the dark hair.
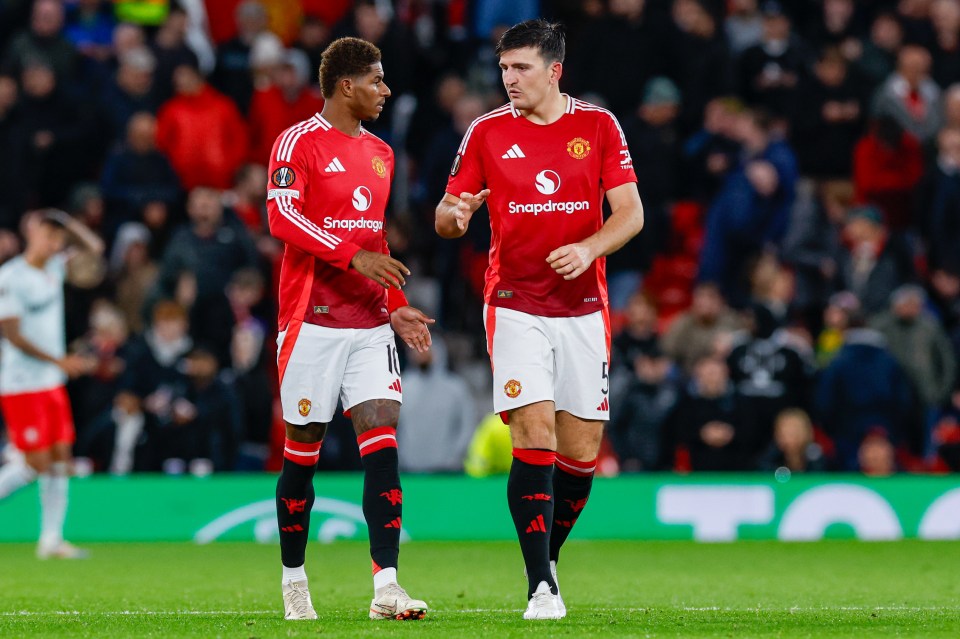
[495,19,565,64]
[318,37,381,99]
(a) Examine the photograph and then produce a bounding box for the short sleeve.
[0,271,24,321]
[599,111,638,192]
[445,120,486,198]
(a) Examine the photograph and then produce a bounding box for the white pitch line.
[2,606,959,617]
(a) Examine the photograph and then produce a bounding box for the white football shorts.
[483,305,611,421]
[277,322,402,425]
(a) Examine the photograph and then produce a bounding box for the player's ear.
[339,76,354,98]
[550,61,563,84]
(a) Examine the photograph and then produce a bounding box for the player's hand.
[456,189,491,231]
[390,306,436,352]
[546,243,596,280]
[350,249,410,289]
[56,354,94,378]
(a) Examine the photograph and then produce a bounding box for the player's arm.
[380,234,436,351]
[436,125,488,239]
[42,209,105,258]
[435,190,491,238]
[0,317,89,377]
[547,182,644,280]
[265,139,408,289]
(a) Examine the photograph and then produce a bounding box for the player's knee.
[349,399,401,434]
[509,420,556,450]
[285,421,326,443]
[25,451,52,473]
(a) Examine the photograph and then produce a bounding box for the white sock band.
[282,564,307,585]
[373,567,397,592]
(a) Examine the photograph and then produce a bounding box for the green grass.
[0,540,958,638]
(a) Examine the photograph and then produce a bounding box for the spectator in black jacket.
[727,302,814,463]
[100,112,180,233]
[664,356,752,471]
[609,345,679,472]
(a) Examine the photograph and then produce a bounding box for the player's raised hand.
[350,249,410,289]
[390,306,436,352]
[456,189,491,231]
[547,243,596,280]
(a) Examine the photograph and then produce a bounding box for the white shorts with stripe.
[483,305,611,421]
[277,322,402,425]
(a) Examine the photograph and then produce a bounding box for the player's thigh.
[484,305,556,416]
[555,410,604,461]
[340,324,403,434]
[552,310,611,422]
[277,323,349,425]
[507,400,557,451]
[1,390,53,454]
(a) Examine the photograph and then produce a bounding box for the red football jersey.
[266,113,403,330]
[446,97,638,317]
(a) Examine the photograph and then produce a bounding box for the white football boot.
[36,540,89,560]
[550,560,566,616]
[369,582,427,620]
[524,562,566,616]
[523,581,564,620]
[282,580,318,620]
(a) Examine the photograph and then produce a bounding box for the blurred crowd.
[2,0,960,475]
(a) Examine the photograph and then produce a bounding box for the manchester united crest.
[567,137,591,160]
[298,398,312,417]
[504,379,522,399]
[372,156,386,178]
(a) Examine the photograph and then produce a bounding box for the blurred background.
[1,0,960,484]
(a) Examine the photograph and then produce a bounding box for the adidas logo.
[384,517,402,529]
[324,157,346,173]
[525,514,547,534]
[388,379,402,393]
[501,144,526,159]
[280,524,304,533]
[597,397,609,411]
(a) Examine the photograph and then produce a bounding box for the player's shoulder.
[0,256,25,280]
[569,97,622,126]
[457,104,515,154]
[360,128,394,158]
[467,103,515,133]
[271,113,331,161]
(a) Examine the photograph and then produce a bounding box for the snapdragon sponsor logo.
[508,200,591,215]
[323,217,384,232]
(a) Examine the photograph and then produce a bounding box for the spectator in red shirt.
[156,62,248,191]
[247,49,324,164]
[852,116,924,230]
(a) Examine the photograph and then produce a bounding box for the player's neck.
[23,250,47,269]
[320,102,363,137]
[519,91,567,126]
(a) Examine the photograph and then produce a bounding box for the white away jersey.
[0,255,67,394]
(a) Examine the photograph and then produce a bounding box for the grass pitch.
[0,540,958,638]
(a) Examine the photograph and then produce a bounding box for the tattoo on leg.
[350,399,401,434]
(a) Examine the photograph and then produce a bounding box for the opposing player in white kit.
[0,210,103,558]
[436,20,643,619]
[266,37,433,621]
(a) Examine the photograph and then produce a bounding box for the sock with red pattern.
[508,448,557,597]
[358,427,402,578]
[550,454,596,563]
[276,439,321,570]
